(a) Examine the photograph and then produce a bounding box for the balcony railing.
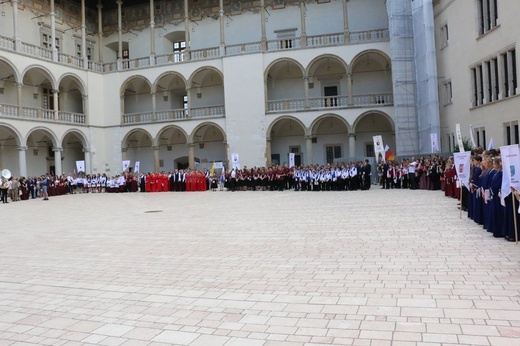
[0,29,389,73]
[0,103,87,125]
[121,105,225,125]
[267,93,393,112]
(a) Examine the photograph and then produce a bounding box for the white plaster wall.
[265,6,301,41]
[191,18,220,50]
[224,12,261,45]
[267,77,305,100]
[190,85,224,107]
[305,1,345,35]
[348,0,389,31]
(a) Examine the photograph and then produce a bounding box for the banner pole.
[459,184,463,219]
[513,192,519,244]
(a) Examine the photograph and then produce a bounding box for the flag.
[210,162,215,176]
[76,160,85,173]
[289,153,295,168]
[430,133,439,153]
[122,160,130,172]
[453,152,471,189]
[469,125,476,148]
[134,161,140,174]
[384,145,393,160]
[487,137,494,150]
[500,145,520,206]
[455,124,464,152]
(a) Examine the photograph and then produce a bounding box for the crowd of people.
[1,150,519,244]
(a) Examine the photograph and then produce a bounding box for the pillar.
[97,1,103,62]
[482,61,489,104]
[53,147,63,176]
[120,95,125,116]
[83,148,91,174]
[16,83,23,116]
[347,74,353,105]
[13,0,20,50]
[348,133,356,159]
[149,0,156,65]
[266,139,272,166]
[52,89,59,120]
[81,0,87,68]
[300,0,307,48]
[260,0,267,51]
[121,147,128,161]
[186,88,192,117]
[50,0,57,61]
[153,146,160,172]
[18,146,27,178]
[305,135,313,165]
[304,77,309,108]
[219,0,225,55]
[507,50,515,96]
[187,142,195,170]
[497,53,504,100]
[151,92,157,121]
[117,0,123,69]
[184,0,190,57]
[343,0,350,43]
[82,94,88,117]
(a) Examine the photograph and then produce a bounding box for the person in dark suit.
[362,159,372,190]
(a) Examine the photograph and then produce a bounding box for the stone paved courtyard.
[1,188,520,346]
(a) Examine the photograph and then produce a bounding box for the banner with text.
[76,160,85,174]
[122,160,131,173]
[500,145,520,205]
[456,123,464,152]
[453,151,471,189]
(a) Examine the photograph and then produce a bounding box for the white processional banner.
[134,161,140,174]
[430,133,439,153]
[500,145,520,205]
[373,135,385,161]
[122,160,131,172]
[231,153,240,169]
[453,152,471,189]
[214,162,224,169]
[455,123,465,152]
[289,153,295,168]
[76,160,85,173]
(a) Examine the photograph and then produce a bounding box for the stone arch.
[0,122,23,146]
[264,58,305,80]
[352,110,395,159]
[188,66,224,89]
[60,128,89,148]
[21,65,57,89]
[57,72,87,95]
[154,71,188,93]
[0,56,21,84]
[352,110,395,133]
[306,54,348,78]
[189,121,227,144]
[120,75,153,97]
[267,115,308,139]
[310,113,351,135]
[25,126,59,147]
[122,128,154,148]
[157,125,189,145]
[349,49,392,75]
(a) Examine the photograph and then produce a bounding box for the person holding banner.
[469,156,482,221]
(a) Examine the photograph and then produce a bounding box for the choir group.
[1,149,519,245]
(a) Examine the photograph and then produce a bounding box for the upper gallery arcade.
[0,0,399,176]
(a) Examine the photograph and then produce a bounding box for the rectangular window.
[504,122,519,145]
[507,125,512,145]
[275,28,297,50]
[440,23,449,48]
[471,67,478,107]
[366,144,374,158]
[42,33,60,52]
[444,80,452,105]
[478,0,498,36]
[512,49,517,96]
[325,145,342,164]
[173,41,186,62]
[502,52,509,98]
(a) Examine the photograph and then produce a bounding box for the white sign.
[76,160,85,173]
[455,123,464,152]
[373,135,385,162]
[289,153,295,168]
[453,152,471,189]
[231,153,240,169]
[214,162,224,169]
[134,161,140,174]
[500,145,520,205]
[122,160,131,172]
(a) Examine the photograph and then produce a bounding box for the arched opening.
[266,59,305,112]
[311,115,350,164]
[26,128,58,175]
[353,111,394,159]
[155,73,188,121]
[0,125,21,176]
[0,59,19,114]
[61,131,88,175]
[22,67,56,120]
[351,51,393,106]
[269,117,306,166]
[307,55,348,108]
[58,75,85,114]
[121,76,153,116]
[191,123,226,169]
[157,126,188,171]
[122,129,154,173]
[189,68,225,117]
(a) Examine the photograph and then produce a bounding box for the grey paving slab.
[0,189,520,345]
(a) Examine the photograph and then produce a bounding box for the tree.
[454,137,473,153]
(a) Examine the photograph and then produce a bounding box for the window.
[501,48,517,98]
[325,145,342,164]
[440,23,449,48]
[477,0,498,36]
[443,80,452,105]
[42,88,55,110]
[475,127,486,148]
[42,33,60,52]
[505,122,519,145]
[173,41,185,62]
[447,134,452,152]
[366,144,374,158]
[76,43,93,60]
